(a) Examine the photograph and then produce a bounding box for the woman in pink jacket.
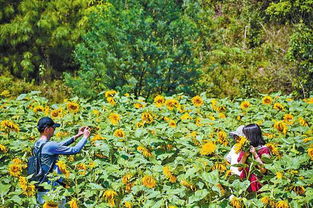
[237,124,271,192]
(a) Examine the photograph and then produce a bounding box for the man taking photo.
[32,117,90,207]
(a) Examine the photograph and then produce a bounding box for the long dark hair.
[243,124,265,147]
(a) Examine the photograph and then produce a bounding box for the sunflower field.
[0,91,312,208]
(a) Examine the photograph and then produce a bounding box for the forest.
[0,0,312,101]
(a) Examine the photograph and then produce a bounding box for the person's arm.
[49,137,88,155]
[57,127,86,146]
[250,146,269,174]
[254,154,267,174]
[237,151,249,171]
[225,151,232,163]
[58,137,75,146]
[48,127,90,155]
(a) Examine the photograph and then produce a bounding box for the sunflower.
[177,104,186,113]
[67,102,79,113]
[18,176,28,191]
[91,134,106,143]
[266,143,280,156]
[212,163,227,172]
[181,113,191,120]
[200,141,216,155]
[217,105,227,112]
[142,175,156,188]
[216,184,225,195]
[240,101,250,109]
[298,117,308,126]
[275,200,289,208]
[169,175,177,183]
[274,121,288,134]
[308,148,313,160]
[56,131,70,138]
[33,105,45,113]
[169,120,177,128]
[141,112,154,124]
[124,202,132,208]
[108,113,121,125]
[135,121,144,128]
[0,90,10,97]
[263,133,274,139]
[103,190,117,207]
[165,99,179,110]
[293,186,306,195]
[303,137,312,143]
[283,114,293,125]
[276,172,283,179]
[24,184,36,197]
[68,199,78,208]
[137,146,152,157]
[191,95,204,107]
[303,97,313,104]
[56,160,70,178]
[195,117,203,127]
[113,129,125,138]
[92,109,101,116]
[210,99,219,111]
[217,131,228,146]
[218,113,226,119]
[8,163,23,177]
[18,176,36,196]
[163,166,176,183]
[230,196,241,208]
[50,109,62,118]
[154,95,165,107]
[260,196,270,205]
[105,90,117,97]
[43,201,58,208]
[234,136,248,154]
[1,120,20,132]
[76,163,87,175]
[273,103,284,111]
[122,174,132,184]
[134,101,145,108]
[262,96,272,104]
[180,180,196,190]
[125,182,133,192]
[12,158,23,164]
[107,97,116,105]
[0,144,7,152]
[164,166,172,178]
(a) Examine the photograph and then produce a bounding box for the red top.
[237,146,271,192]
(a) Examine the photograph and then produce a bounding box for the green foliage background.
[0,92,312,207]
[0,0,312,100]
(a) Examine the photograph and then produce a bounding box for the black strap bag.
[27,142,47,182]
[27,143,55,190]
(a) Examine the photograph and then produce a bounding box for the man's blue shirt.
[34,136,87,188]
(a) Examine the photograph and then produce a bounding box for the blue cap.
[37,117,60,132]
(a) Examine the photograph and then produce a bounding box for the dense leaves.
[68,0,201,98]
[0,0,106,81]
[0,91,312,207]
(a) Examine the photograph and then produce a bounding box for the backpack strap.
[34,142,48,178]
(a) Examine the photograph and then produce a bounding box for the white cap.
[229,125,245,138]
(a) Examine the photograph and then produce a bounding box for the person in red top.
[237,124,271,192]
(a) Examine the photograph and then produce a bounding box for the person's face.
[234,135,241,143]
[44,126,55,137]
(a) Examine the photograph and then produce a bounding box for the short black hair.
[243,124,265,147]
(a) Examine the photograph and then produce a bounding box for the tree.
[287,24,313,97]
[0,0,107,82]
[68,0,202,98]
